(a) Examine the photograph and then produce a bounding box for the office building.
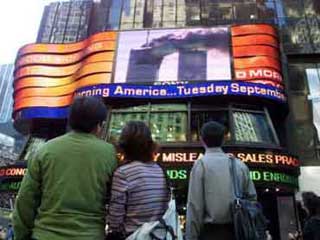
[37,0,93,43]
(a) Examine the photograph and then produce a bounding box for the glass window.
[207,4,233,21]
[280,18,313,53]
[304,0,318,16]
[232,111,276,144]
[282,0,304,18]
[185,3,201,25]
[108,104,187,143]
[150,112,187,142]
[233,3,257,20]
[290,95,310,122]
[191,111,229,142]
[108,111,149,143]
[288,63,311,91]
[107,0,123,29]
[257,0,277,21]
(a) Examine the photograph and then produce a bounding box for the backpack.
[229,157,269,240]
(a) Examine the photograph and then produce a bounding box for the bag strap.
[150,219,176,240]
[229,156,242,199]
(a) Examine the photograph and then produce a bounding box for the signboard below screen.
[75,81,286,102]
[165,167,299,188]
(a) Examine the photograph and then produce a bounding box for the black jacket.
[303,216,320,240]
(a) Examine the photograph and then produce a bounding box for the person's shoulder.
[90,137,115,151]
[233,156,249,171]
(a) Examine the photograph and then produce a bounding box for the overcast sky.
[0,0,54,65]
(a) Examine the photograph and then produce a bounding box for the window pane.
[207,4,233,21]
[186,3,201,25]
[150,112,187,142]
[151,104,187,111]
[191,111,229,142]
[282,0,304,18]
[233,111,275,144]
[257,0,276,21]
[113,105,150,112]
[233,3,257,20]
[288,63,311,92]
[108,112,148,143]
[107,0,123,29]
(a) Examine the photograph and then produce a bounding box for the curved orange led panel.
[234,56,281,71]
[232,35,279,48]
[15,73,111,99]
[14,52,114,91]
[231,24,277,37]
[233,45,280,58]
[18,32,117,56]
[14,95,73,111]
[14,76,74,91]
[15,61,113,79]
[17,44,115,68]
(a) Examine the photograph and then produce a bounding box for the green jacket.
[13,131,117,240]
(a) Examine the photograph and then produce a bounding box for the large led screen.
[13,24,285,120]
[114,28,231,83]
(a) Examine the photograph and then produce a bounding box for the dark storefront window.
[232,110,276,144]
[108,103,278,146]
[190,110,229,142]
[108,104,188,143]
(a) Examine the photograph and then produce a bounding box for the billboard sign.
[114,28,231,83]
[13,24,284,120]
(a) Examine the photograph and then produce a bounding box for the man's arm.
[186,159,205,240]
[13,152,42,240]
[242,164,257,201]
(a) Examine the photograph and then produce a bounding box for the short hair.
[302,191,320,216]
[201,121,225,147]
[119,121,156,163]
[68,96,107,133]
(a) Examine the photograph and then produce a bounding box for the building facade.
[0,64,14,123]
[9,0,320,239]
[37,0,93,43]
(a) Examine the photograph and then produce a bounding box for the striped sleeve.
[108,168,128,232]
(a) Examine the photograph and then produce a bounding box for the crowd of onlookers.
[1,97,319,240]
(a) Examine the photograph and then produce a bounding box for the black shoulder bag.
[230,157,269,240]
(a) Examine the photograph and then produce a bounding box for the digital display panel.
[114,28,231,83]
[1,147,299,192]
[13,24,284,120]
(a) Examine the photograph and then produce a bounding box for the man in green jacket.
[13,96,118,240]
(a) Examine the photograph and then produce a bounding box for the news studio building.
[3,0,320,239]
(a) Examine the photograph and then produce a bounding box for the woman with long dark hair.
[107,121,169,239]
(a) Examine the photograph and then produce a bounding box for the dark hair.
[68,96,107,133]
[302,191,320,217]
[119,121,156,162]
[201,121,225,147]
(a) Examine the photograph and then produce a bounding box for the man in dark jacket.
[13,96,117,240]
[186,121,257,240]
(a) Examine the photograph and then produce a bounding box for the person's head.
[119,121,156,162]
[302,191,320,217]
[200,121,225,148]
[68,96,107,135]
